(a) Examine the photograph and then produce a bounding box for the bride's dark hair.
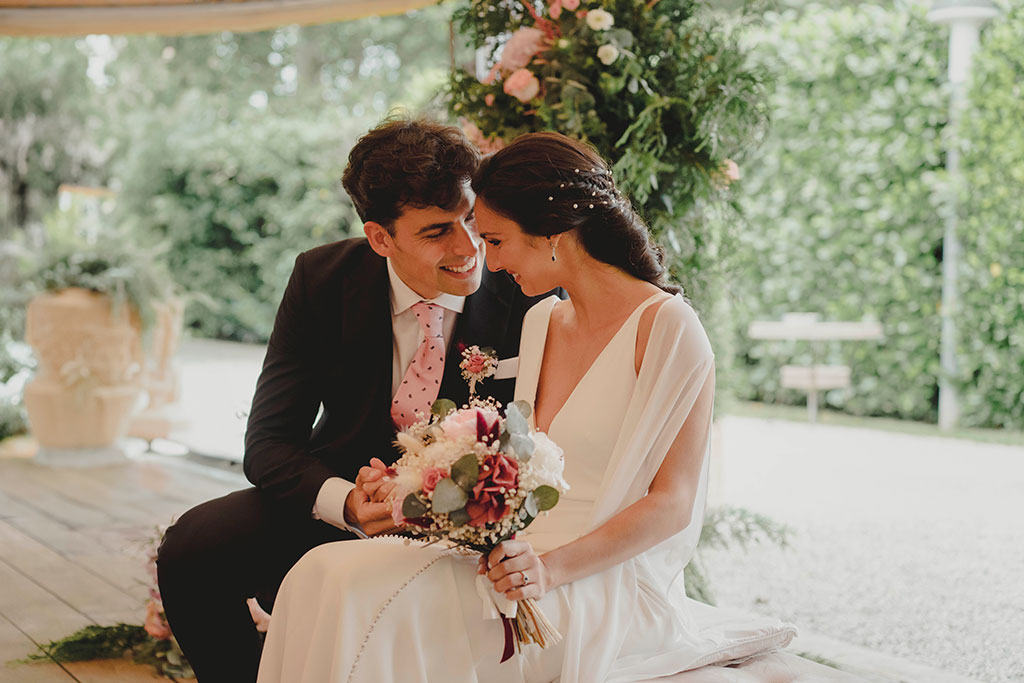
[471,132,681,295]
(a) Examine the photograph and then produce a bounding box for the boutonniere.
[460,345,498,396]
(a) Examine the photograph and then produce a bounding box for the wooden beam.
[0,0,435,36]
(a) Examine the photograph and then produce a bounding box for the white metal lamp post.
[927,0,998,431]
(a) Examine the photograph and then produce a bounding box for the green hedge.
[957,2,1024,428]
[114,107,361,342]
[731,5,949,422]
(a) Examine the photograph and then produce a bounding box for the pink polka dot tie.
[391,302,446,429]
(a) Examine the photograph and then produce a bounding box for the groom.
[157,117,548,682]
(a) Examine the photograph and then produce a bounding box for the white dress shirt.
[312,259,465,533]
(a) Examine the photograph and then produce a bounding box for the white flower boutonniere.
[460,345,498,395]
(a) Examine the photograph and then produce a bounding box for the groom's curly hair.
[342,117,480,233]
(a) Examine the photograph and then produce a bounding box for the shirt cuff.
[312,477,368,539]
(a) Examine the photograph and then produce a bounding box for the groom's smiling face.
[364,183,484,300]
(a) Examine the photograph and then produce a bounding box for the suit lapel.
[337,252,394,437]
[440,268,515,406]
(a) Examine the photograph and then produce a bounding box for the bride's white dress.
[257,294,796,683]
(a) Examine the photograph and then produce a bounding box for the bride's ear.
[364,221,395,257]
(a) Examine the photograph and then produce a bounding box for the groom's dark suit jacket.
[243,237,546,516]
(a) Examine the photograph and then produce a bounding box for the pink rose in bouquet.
[467,452,519,526]
[421,466,449,494]
[441,405,500,440]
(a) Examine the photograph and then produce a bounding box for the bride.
[257,132,795,683]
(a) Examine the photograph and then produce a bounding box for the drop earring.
[551,242,557,262]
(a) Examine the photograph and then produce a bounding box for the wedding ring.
[521,571,530,585]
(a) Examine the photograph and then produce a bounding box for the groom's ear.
[364,221,395,258]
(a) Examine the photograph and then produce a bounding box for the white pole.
[927,1,998,431]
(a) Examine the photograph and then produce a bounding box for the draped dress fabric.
[257,294,796,683]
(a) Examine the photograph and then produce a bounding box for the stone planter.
[23,288,144,464]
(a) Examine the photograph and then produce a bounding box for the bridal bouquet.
[388,398,569,656]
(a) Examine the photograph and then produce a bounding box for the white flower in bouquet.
[520,431,569,493]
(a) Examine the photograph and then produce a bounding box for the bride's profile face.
[475,199,556,296]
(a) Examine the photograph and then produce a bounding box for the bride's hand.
[480,540,552,601]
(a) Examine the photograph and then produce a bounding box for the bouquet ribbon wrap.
[475,574,519,662]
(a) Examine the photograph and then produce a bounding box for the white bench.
[748,313,883,422]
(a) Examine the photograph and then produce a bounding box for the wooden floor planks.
[0,452,245,682]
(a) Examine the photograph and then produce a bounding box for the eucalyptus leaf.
[509,432,534,461]
[431,399,457,418]
[402,492,429,518]
[505,402,530,436]
[608,28,635,49]
[431,477,469,514]
[449,507,471,527]
[511,400,532,419]
[451,453,479,490]
[525,491,540,518]
[533,485,559,511]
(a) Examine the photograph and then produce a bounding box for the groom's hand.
[344,458,400,536]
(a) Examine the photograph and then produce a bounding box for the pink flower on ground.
[499,27,546,73]
[466,452,519,526]
[504,68,541,103]
[421,467,448,494]
[549,0,562,19]
[484,93,495,106]
[144,600,172,640]
[562,0,579,9]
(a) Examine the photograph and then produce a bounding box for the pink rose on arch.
[421,467,448,495]
[504,68,541,103]
[466,452,519,526]
[562,0,580,10]
[144,600,172,640]
[549,0,562,19]
[499,27,546,73]
[484,93,495,106]
[461,119,505,154]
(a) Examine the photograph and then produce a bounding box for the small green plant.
[684,505,791,605]
[22,207,178,331]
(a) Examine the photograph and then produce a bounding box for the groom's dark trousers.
[157,238,546,682]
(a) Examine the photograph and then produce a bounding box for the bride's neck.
[558,255,661,332]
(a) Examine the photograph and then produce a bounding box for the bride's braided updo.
[471,132,681,295]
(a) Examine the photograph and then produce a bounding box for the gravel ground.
[701,416,1024,683]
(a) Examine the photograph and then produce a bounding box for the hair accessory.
[574,168,579,173]
[572,203,578,209]
[589,204,594,209]
[548,196,553,201]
